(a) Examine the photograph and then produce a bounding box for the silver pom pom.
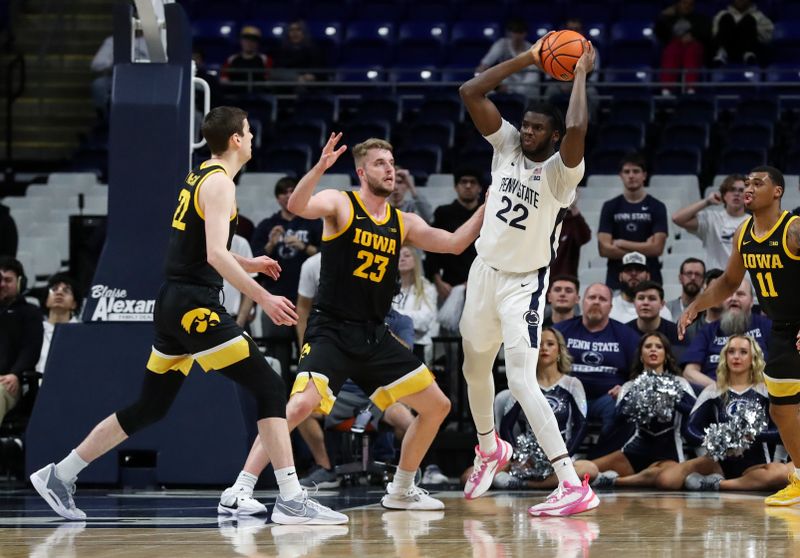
[703,399,768,461]
[509,430,554,482]
[620,371,683,427]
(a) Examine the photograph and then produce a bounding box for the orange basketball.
[540,29,586,81]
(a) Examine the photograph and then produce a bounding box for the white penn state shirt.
[476,119,585,273]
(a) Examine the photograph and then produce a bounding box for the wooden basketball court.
[1,486,797,557]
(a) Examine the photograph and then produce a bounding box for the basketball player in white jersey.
[459,33,598,516]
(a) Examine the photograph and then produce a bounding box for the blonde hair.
[352,138,393,167]
[401,247,435,311]
[542,327,573,375]
[715,334,765,394]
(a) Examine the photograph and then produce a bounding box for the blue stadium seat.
[583,22,607,48]
[491,93,526,127]
[442,65,477,84]
[660,123,710,152]
[652,147,701,175]
[710,65,761,95]
[262,145,312,176]
[418,96,464,123]
[244,1,299,20]
[786,148,800,175]
[454,0,508,22]
[598,123,645,151]
[397,146,443,176]
[718,148,767,175]
[298,0,352,21]
[771,21,800,64]
[391,68,441,95]
[236,94,278,124]
[725,122,773,151]
[343,120,392,144]
[294,95,339,124]
[672,96,717,125]
[607,21,658,66]
[407,121,456,151]
[456,146,493,178]
[448,22,502,65]
[189,0,247,19]
[733,97,780,125]
[764,65,800,95]
[341,22,396,66]
[397,22,447,66]
[606,97,653,125]
[603,67,656,97]
[356,95,401,123]
[588,147,629,175]
[306,20,344,46]
[277,119,328,148]
[350,0,406,21]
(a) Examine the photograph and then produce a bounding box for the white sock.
[391,468,416,493]
[274,466,302,500]
[477,431,497,455]
[794,467,800,482]
[552,457,581,486]
[233,471,258,494]
[55,450,88,481]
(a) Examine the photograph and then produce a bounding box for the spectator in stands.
[90,31,149,122]
[591,332,695,489]
[36,273,80,374]
[221,25,272,86]
[425,169,483,320]
[543,275,581,327]
[666,257,706,319]
[680,277,771,390]
[388,168,433,224]
[476,18,539,97]
[654,0,712,95]
[672,174,748,271]
[598,154,668,290]
[274,20,325,84]
[251,176,322,376]
[0,201,17,257]
[393,247,439,365]
[683,268,724,343]
[654,335,789,493]
[222,234,257,331]
[543,18,600,119]
[626,281,684,355]
[550,196,591,277]
[0,258,43,426]
[554,283,640,451]
[711,0,774,66]
[610,252,672,323]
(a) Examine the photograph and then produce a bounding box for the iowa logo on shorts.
[299,343,311,361]
[181,308,220,334]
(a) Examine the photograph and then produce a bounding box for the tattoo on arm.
[789,220,800,255]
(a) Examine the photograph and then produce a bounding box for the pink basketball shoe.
[528,475,600,517]
[463,434,513,500]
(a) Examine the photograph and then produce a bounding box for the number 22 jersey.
[475,119,585,273]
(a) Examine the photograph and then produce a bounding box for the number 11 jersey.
[475,119,585,274]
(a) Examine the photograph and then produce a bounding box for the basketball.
[540,29,587,81]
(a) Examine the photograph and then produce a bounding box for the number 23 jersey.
[476,119,584,273]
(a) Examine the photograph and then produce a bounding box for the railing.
[4,53,25,185]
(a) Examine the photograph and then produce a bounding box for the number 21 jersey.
[476,119,584,273]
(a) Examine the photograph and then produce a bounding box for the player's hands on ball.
[245,256,282,279]
[316,132,348,171]
[573,41,595,75]
[528,31,554,70]
[263,293,298,326]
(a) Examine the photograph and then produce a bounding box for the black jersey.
[315,191,403,322]
[739,211,800,323]
[164,161,237,288]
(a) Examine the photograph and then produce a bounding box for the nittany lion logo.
[299,343,311,361]
[524,310,540,327]
[180,308,220,334]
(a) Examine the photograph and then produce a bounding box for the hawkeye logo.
[89,285,155,321]
[300,343,311,361]
[181,308,220,334]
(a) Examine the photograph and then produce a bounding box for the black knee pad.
[116,370,185,436]
[219,338,287,419]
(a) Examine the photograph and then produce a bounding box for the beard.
[365,174,392,198]
[682,282,701,297]
[719,308,751,335]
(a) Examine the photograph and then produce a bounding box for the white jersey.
[475,119,585,273]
